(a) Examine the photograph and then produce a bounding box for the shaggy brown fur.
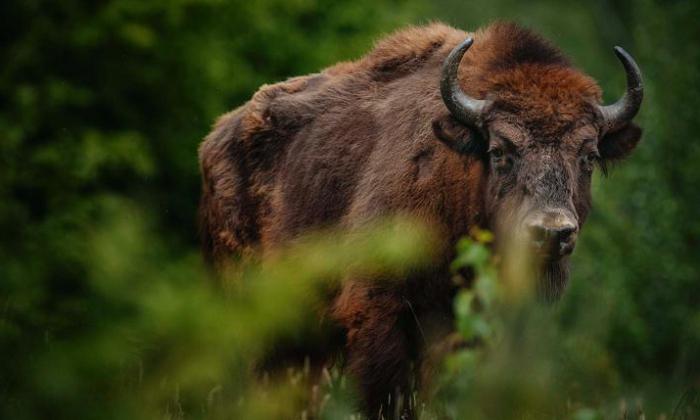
[198,22,641,417]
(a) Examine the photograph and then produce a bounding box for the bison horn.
[598,46,644,133]
[440,37,490,128]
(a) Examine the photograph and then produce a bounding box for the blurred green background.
[1,0,699,418]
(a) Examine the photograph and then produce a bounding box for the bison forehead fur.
[198,21,640,417]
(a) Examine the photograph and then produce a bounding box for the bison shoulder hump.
[362,23,465,82]
[239,73,327,140]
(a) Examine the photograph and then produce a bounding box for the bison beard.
[539,258,571,302]
[199,22,642,418]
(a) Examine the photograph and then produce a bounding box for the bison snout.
[525,212,578,259]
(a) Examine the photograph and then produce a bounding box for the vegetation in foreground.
[1,0,698,418]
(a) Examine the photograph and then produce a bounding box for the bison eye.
[489,147,513,173]
[580,152,599,173]
[489,148,504,158]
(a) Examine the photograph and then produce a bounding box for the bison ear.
[432,115,486,155]
[599,122,642,161]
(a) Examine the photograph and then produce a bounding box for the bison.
[198,22,643,417]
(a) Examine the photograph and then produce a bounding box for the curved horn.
[440,37,490,127]
[598,46,644,133]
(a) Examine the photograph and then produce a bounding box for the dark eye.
[489,147,514,173]
[490,148,504,158]
[581,152,599,172]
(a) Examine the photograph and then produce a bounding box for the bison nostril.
[556,226,577,255]
[557,226,576,242]
[527,223,577,256]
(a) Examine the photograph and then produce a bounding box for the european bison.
[198,22,643,417]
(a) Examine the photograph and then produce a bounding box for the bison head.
[435,38,643,300]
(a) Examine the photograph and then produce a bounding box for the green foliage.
[433,235,694,419]
[1,0,699,418]
[1,208,432,419]
[451,233,498,342]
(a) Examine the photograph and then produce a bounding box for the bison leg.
[333,283,419,419]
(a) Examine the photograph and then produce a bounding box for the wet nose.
[527,222,577,257]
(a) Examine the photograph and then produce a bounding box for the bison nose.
[527,222,578,258]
